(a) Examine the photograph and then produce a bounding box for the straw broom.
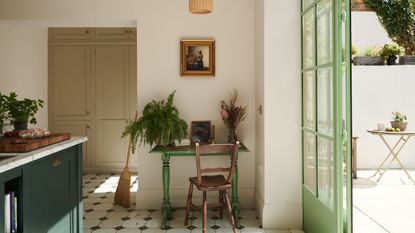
[114,113,137,208]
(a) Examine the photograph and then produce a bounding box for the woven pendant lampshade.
[189,0,212,14]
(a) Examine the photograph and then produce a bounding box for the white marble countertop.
[0,136,87,173]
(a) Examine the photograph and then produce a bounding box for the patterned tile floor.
[83,174,304,233]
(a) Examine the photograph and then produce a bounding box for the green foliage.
[0,93,8,124]
[380,44,405,60]
[362,45,381,57]
[4,92,44,125]
[122,91,188,153]
[352,45,358,56]
[392,112,407,122]
[365,0,415,55]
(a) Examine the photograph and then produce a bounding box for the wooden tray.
[0,133,71,153]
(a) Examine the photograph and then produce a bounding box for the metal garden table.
[149,144,249,229]
[367,130,415,184]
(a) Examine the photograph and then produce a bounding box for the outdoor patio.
[353,169,415,233]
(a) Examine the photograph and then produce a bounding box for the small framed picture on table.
[190,121,212,145]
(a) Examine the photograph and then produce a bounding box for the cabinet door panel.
[51,45,91,121]
[96,120,128,168]
[28,149,75,233]
[94,28,130,41]
[51,28,91,41]
[53,121,93,168]
[95,46,129,119]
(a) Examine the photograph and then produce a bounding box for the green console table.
[150,144,249,229]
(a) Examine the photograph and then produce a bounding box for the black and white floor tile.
[83,174,303,233]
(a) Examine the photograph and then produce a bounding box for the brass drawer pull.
[52,159,62,167]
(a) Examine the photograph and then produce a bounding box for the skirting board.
[136,187,255,210]
[255,191,302,229]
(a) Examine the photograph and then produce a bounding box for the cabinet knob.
[86,30,90,34]
[125,29,129,33]
[86,125,90,129]
[85,109,90,115]
[52,159,62,167]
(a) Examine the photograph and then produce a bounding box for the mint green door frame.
[301,0,352,233]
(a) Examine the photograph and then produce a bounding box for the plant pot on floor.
[387,55,398,65]
[353,56,384,66]
[13,121,28,131]
[391,121,408,131]
[400,56,415,65]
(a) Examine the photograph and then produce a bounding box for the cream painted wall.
[135,0,256,209]
[352,12,392,51]
[0,0,257,209]
[0,27,48,130]
[255,0,302,229]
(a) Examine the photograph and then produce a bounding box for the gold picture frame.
[180,39,215,76]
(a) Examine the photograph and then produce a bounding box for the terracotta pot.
[391,121,408,131]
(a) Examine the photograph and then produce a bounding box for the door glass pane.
[303,71,316,129]
[318,137,334,208]
[303,9,315,69]
[303,0,314,10]
[317,0,333,65]
[304,132,317,193]
[317,68,333,135]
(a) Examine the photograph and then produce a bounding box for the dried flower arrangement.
[220,89,247,143]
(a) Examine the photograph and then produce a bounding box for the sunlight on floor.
[353,169,415,233]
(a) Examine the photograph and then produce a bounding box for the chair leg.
[184,183,193,226]
[223,190,237,233]
[219,190,224,219]
[202,191,207,233]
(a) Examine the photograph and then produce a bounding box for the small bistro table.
[367,130,415,184]
[149,144,249,229]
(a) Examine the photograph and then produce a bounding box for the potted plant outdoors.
[122,91,188,153]
[365,0,415,65]
[5,92,44,131]
[380,44,405,65]
[353,45,384,65]
[220,89,247,143]
[391,112,408,131]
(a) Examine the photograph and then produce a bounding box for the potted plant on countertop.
[0,93,8,134]
[391,112,408,131]
[5,92,44,131]
[353,45,384,65]
[220,89,247,143]
[380,44,405,65]
[122,91,188,153]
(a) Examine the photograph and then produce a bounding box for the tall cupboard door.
[49,45,92,121]
[95,46,137,169]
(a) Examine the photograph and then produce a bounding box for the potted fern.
[122,91,188,152]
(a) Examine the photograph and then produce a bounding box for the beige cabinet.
[49,28,137,172]
[50,28,92,41]
[49,45,92,121]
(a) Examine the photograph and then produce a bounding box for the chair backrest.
[194,142,239,186]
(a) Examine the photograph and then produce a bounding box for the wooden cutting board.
[0,133,71,153]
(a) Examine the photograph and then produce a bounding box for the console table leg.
[161,153,171,229]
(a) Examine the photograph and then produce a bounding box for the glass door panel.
[301,0,351,233]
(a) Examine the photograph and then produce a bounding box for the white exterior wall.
[353,66,415,169]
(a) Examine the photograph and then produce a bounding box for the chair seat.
[189,175,231,191]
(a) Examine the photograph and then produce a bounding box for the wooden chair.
[184,142,239,233]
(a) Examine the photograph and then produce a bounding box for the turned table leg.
[161,153,171,229]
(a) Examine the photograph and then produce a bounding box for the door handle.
[52,158,62,167]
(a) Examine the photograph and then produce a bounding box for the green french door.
[301,0,351,233]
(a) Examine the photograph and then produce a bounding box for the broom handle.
[125,111,138,170]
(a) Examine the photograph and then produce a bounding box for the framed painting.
[180,39,215,76]
[190,121,212,145]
